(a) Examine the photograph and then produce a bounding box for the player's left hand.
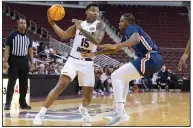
[178,54,188,71]
[81,52,95,58]
[47,8,55,25]
[72,19,82,30]
[99,44,118,50]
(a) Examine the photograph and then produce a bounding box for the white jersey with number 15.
[70,20,100,58]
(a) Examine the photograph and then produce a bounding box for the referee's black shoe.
[4,104,10,110]
[20,104,31,110]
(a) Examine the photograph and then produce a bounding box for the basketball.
[48,4,65,21]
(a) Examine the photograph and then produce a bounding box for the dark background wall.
[2,74,190,98]
[3,74,78,97]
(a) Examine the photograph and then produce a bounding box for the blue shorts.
[131,52,164,77]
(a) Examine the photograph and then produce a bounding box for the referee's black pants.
[5,55,29,106]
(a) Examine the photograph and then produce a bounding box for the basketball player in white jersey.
[33,4,105,125]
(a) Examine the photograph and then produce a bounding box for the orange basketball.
[48,4,65,21]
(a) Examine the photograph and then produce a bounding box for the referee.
[3,18,35,110]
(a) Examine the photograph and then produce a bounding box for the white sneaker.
[78,104,91,123]
[122,110,130,122]
[106,112,122,126]
[103,110,130,122]
[33,114,44,126]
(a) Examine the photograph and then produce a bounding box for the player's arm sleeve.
[4,32,13,46]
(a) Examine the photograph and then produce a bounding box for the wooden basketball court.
[3,92,190,126]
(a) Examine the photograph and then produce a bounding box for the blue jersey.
[121,25,160,58]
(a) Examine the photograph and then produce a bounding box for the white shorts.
[61,57,95,87]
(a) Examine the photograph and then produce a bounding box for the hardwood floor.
[3,92,190,126]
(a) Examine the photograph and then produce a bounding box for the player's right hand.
[178,53,189,71]
[3,61,9,71]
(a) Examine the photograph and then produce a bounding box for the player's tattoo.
[80,22,105,45]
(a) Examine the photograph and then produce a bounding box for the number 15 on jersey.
[81,38,89,48]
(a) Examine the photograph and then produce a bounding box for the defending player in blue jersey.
[82,13,164,126]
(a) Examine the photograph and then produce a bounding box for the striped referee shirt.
[5,30,32,56]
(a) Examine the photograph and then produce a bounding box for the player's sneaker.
[78,104,91,123]
[33,114,44,126]
[103,109,130,122]
[122,109,130,122]
[106,111,122,126]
